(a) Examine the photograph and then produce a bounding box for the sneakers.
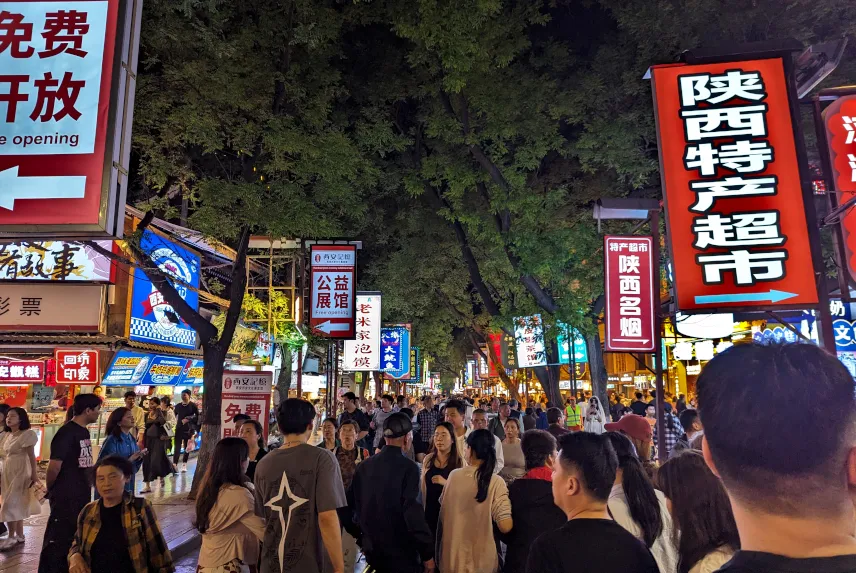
[180,462,187,473]
[140,483,153,493]
[0,537,18,551]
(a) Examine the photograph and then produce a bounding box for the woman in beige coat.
[195,438,266,573]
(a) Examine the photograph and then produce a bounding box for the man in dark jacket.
[503,430,567,573]
[347,413,435,573]
[173,389,199,472]
[546,407,569,440]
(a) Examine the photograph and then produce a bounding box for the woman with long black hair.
[196,437,265,573]
[141,396,171,493]
[658,452,740,573]
[606,431,678,573]
[420,421,463,535]
[437,429,513,573]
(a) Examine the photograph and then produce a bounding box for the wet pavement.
[0,459,199,573]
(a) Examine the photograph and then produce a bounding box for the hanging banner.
[381,324,411,380]
[220,370,272,439]
[54,349,99,384]
[514,315,547,368]
[487,332,502,377]
[343,292,381,371]
[409,347,421,382]
[0,240,115,282]
[823,95,856,282]
[604,236,656,352]
[475,346,488,380]
[558,324,589,364]
[309,244,356,339]
[128,230,200,350]
[651,58,818,311]
[500,332,518,372]
[0,0,141,237]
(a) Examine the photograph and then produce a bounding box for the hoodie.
[502,471,567,573]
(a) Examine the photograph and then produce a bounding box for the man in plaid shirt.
[416,395,440,446]
[653,403,683,460]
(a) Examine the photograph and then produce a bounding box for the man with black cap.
[347,412,435,573]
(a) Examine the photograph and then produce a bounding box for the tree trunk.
[534,338,562,405]
[586,332,609,413]
[189,343,227,497]
[372,371,383,398]
[276,345,292,403]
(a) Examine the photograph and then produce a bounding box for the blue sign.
[381,325,411,379]
[756,326,799,345]
[102,350,203,386]
[833,319,856,352]
[129,231,200,350]
[558,325,588,364]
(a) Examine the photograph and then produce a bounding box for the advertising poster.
[220,370,272,439]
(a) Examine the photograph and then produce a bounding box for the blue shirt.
[97,431,142,493]
[536,411,549,430]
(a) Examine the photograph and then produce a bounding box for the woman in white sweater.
[658,451,740,573]
[606,432,679,573]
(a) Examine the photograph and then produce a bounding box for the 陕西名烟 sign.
[604,236,656,352]
[650,58,818,311]
[128,230,200,350]
[0,0,141,237]
[309,244,356,339]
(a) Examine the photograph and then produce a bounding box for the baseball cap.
[604,414,653,442]
[383,412,413,439]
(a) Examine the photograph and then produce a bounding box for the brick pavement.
[0,460,200,573]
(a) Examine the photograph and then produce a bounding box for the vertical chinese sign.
[604,236,656,352]
[343,292,381,371]
[381,324,410,380]
[0,0,141,237]
[220,371,272,439]
[513,315,547,368]
[309,245,356,338]
[487,332,502,377]
[54,349,98,383]
[651,59,818,311]
[824,95,856,282]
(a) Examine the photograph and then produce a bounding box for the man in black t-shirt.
[697,344,856,573]
[39,393,102,573]
[630,391,648,416]
[526,432,657,573]
[338,391,370,449]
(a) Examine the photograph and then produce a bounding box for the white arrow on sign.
[314,320,350,334]
[0,166,86,210]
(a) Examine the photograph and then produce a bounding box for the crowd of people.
[0,341,851,573]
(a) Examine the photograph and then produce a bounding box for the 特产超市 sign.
[650,58,818,311]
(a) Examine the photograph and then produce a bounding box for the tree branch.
[218,227,251,347]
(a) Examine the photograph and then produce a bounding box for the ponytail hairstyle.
[466,429,496,503]
[606,432,664,548]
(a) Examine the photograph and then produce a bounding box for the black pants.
[39,497,86,573]
[173,435,192,465]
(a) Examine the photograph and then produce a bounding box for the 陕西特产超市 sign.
[650,58,818,311]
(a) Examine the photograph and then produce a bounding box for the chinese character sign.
[101,350,202,386]
[651,59,818,311]
[381,324,411,379]
[823,95,856,283]
[54,349,98,383]
[604,236,656,352]
[220,370,272,439]
[0,358,43,382]
[0,282,102,331]
[343,292,381,371]
[514,315,547,368]
[0,240,114,281]
[309,245,356,338]
[557,324,588,364]
[0,0,137,236]
[129,230,200,350]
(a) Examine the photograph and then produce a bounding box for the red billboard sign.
[54,349,98,384]
[220,371,272,439]
[651,58,818,311]
[309,244,356,339]
[0,0,141,237]
[0,358,43,383]
[823,95,856,280]
[604,236,656,352]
